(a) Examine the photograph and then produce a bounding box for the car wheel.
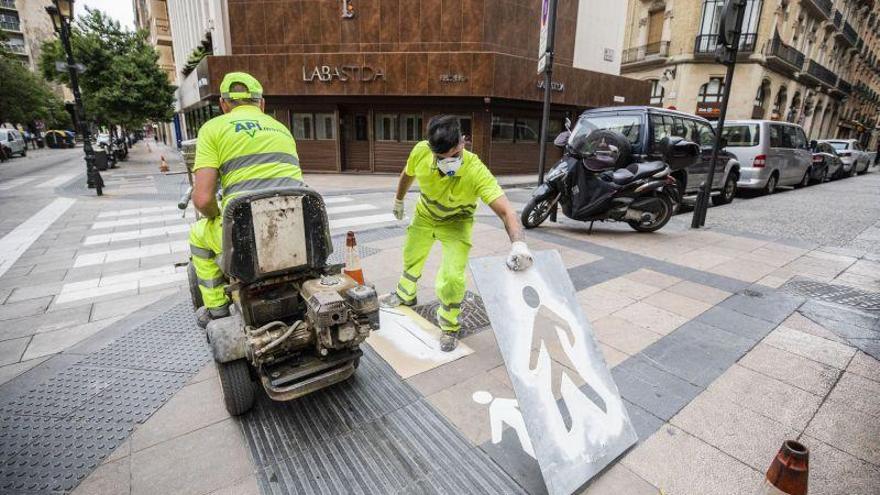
[20,147,26,157]
[712,173,737,206]
[795,169,810,188]
[763,174,778,195]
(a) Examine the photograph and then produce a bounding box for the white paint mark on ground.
[74,240,189,267]
[322,196,354,204]
[91,213,187,230]
[0,177,41,191]
[83,223,191,245]
[330,213,398,231]
[97,205,180,218]
[325,204,378,215]
[36,173,79,189]
[55,265,187,304]
[0,197,76,278]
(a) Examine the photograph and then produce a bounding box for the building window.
[491,116,515,142]
[515,118,540,142]
[493,115,543,143]
[354,115,368,141]
[649,79,665,106]
[697,0,762,52]
[291,113,314,140]
[698,77,725,103]
[400,114,423,142]
[375,113,399,141]
[314,113,335,140]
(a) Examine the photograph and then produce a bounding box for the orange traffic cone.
[343,231,365,285]
[757,440,809,495]
[159,155,169,173]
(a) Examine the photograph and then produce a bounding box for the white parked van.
[0,128,27,159]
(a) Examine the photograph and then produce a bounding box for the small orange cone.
[159,155,169,173]
[343,231,366,285]
[757,440,809,495]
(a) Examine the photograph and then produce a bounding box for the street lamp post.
[46,0,102,196]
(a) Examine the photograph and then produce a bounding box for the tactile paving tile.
[0,301,209,494]
[331,225,405,245]
[327,244,381,265]
[780,277,880,312]
[413,291,492,337]
[240,347,525,495]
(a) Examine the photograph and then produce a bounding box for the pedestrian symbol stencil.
[472,391,536,459]
[470,250,637,495]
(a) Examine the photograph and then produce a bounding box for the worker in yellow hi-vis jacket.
[189,72,303,329]
[382,115,533,352]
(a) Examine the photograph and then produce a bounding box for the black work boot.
[380,292,417,308]
[196,304,230,329]
[439,331,459,352]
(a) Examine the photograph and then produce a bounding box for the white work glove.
[506,241,533,271]
[392,199,405,220]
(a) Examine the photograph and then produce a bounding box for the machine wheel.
[187,262,203,310]
[521,196,554,229]
[218,359,255,416]
[763,174,778,195]
[628,194,673,233]
[712,174,737,206]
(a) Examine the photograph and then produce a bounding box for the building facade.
[134,0,177,144]
[622,0,880,147]
[167,0,649,175]
[0,0,54,72]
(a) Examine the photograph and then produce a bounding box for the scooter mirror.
[564,117,572,131]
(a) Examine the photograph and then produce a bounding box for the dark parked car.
[811,141,844,181]
[574,106,741,207]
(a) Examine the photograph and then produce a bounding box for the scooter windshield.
[568,114,642,155]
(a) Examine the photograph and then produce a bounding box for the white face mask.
[437,155,463,177]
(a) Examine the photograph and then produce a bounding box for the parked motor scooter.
[96,134,118,169]
[522,120,681,233]
[112,137,128,162]
[180,185,380,416]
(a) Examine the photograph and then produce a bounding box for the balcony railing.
[838,78,853,94]
[0,20,20,31]
[1,43,24,54]
[0,0,16,10]
[802,0,833,20]
[844,21,858,45]
[695,33,758,55]
[807,59,838,87]
[765,37,806,71]
[621,41,670,64]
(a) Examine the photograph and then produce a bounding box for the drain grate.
[0,301,209,494]
[326,243,380,265]
[413,291,491,336]
[780,277,880,313]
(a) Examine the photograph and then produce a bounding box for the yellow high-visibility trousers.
[396,212,473,333]
[188,216,228,309]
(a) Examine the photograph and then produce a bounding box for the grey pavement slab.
[71,457,129,495]
[0,356,48,386]
[805,396,880,466]
[847,351,880,383]
[0,305,92,341]
[799,299,878,331]
[709,365,822,431]
[850,338,880,361]
[622,398,665,443]
[640,320,754,388]
[21,317,121,361]
[622,424,763,495]
[803,435,880,495]
[695,306,777,343]
[5,281,64,304]
[0,296,52,321]
[580,464,658,494]
[782,312,849,344]
[719,288,804,325]
[826,372,880,418]
[130,418,253,495]
[738,343,841,397]
[762,326,857,370]
[0,337,28,366]
[611,356,703,421]
[670,388,799,471]
[479,429,544,495]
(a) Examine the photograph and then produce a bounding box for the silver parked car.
[0,128,27,159]
[818,139,871,176]
[721,120,812,194]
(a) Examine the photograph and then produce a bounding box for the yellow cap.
[219,72,263,100]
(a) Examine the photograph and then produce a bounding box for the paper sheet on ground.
[368,306,473,379]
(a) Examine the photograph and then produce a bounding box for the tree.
[39,8,175,132]
[0,55,68,128]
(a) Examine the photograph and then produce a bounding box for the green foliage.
[39,7,176,129]
[0,56,68,127]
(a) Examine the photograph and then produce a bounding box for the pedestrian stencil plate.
[470,250,637,495]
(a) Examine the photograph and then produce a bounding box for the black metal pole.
[58,9,102,195]
[537,0,558,185]
[691,2,745,229]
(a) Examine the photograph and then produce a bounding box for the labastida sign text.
[302,65,385,82]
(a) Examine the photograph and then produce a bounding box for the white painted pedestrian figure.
[472,390,536,459]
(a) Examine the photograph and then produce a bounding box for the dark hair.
[427,115,462,154]
[223,82,261,107]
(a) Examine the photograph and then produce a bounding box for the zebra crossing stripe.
[91,213,187,230]
[97,205,181,218]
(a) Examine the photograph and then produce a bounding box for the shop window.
[315,113,336,140]
[400,114,423,142]
[649,79,664,106]
[375,113,399,141]
[545,118,564,140]
[515,118,540,142]
[456,116,472,137]
[354,115,368,140]
[491,116,515,142]
[698,77,725,103]
[291,113,314,140]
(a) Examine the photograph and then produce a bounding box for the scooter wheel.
[521,196,553,229]
[628,194,674,233]
[218,359,255,416]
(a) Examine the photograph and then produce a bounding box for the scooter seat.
[611,161,666,185]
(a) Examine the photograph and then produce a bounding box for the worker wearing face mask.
[382,115,533,352]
